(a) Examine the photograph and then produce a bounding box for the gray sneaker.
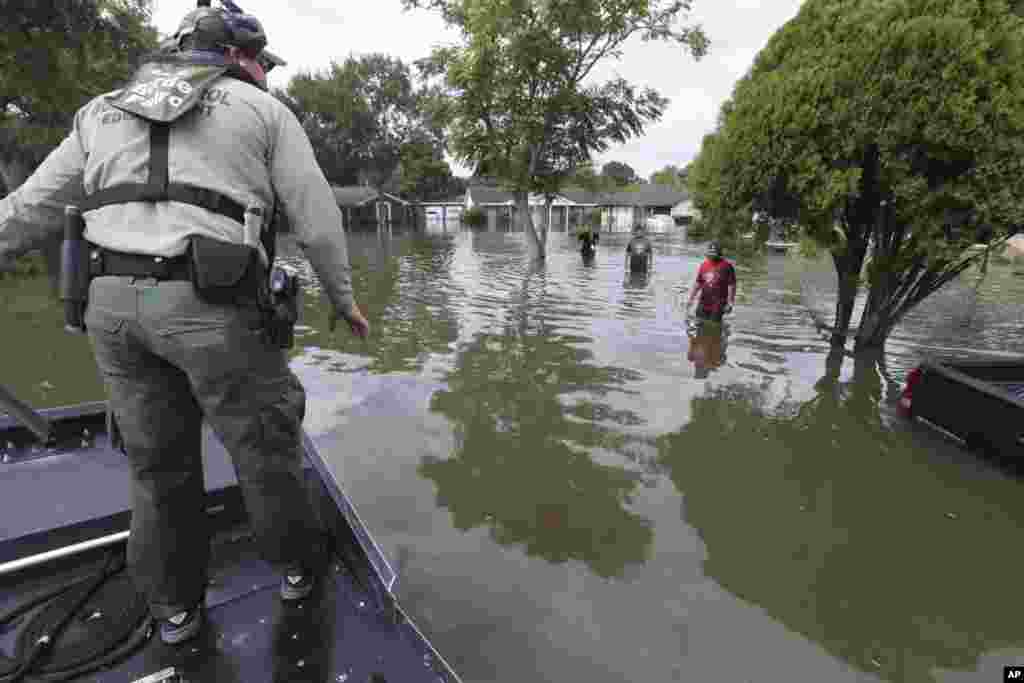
[159,607,202,645]
[280,568,315,601]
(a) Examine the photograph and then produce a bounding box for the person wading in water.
[625,223,653,273]
[686,240,736,322]
[578,225,599,258]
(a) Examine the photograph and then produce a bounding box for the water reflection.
[423,268,655,578]
[0,275,105,407]
[657,351,1024,682]
[623,271,649,290]
[686,319,729,379]
[284,229,462,374]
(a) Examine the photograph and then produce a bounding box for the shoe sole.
[160,613,202,645]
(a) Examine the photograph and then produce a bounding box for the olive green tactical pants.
[85,276,324,619]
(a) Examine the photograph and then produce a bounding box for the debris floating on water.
[945,512,958,520]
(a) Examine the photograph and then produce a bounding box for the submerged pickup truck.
[899,357,1024,458]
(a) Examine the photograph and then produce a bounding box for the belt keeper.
[89,249,103,276]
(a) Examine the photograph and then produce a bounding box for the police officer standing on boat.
[0,0,369,645]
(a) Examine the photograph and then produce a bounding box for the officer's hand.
[329,303,370,339]
[345,305,370,339]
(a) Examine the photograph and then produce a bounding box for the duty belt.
[89,246,192,281]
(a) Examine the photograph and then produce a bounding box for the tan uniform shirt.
[0,74,354,313]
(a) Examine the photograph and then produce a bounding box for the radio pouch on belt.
[189,234,259,304]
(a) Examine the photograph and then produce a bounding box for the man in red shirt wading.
[686,241,737,323]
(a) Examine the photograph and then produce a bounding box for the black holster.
[258,267,301,350]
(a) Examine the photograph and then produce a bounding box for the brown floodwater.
[3,223,1023,682]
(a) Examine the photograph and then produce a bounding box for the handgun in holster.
[259,266,301,349]
[243,203,300,349]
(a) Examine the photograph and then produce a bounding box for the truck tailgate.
[912,360,1024,457]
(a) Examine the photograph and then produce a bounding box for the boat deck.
[997,382,1024,401]
[0,404,459,683]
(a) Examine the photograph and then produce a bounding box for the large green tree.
[0,0,157,189]
[689,0,1024,352]
[563,160,615,194]
[601,160,639,187]
[277,53,444,189]
[648,162,688,190]
[0,0,157,285]
[404,0,709,259]
[393,133,465,201]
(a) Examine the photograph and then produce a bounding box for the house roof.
[379,191,410,205]
[467,186,516,205]
[602,186,690,207]
[559,190,603,206]
[419,195,466,206]
[464,184,690,207]
[332,186,379,207]
[332,186,411,207]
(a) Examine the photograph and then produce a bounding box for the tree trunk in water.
[853,269,891,353]
[516,191,545,260]
[830,250,861,349]
[543,198,553,247]
[853,271,896,352]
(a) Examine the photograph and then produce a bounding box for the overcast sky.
[152,0,804,179]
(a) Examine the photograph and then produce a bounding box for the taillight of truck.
[898,366,923,417]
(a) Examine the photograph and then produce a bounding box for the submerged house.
[419,196,465,220]
[459,181,693,233]
[464,185,604,231]
[559,190,604,229]
[600,186,693,232]
[418,195,466,233]
[332,185,414,228]
[670,190,699,226]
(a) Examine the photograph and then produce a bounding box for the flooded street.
[3,223,1024,682]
